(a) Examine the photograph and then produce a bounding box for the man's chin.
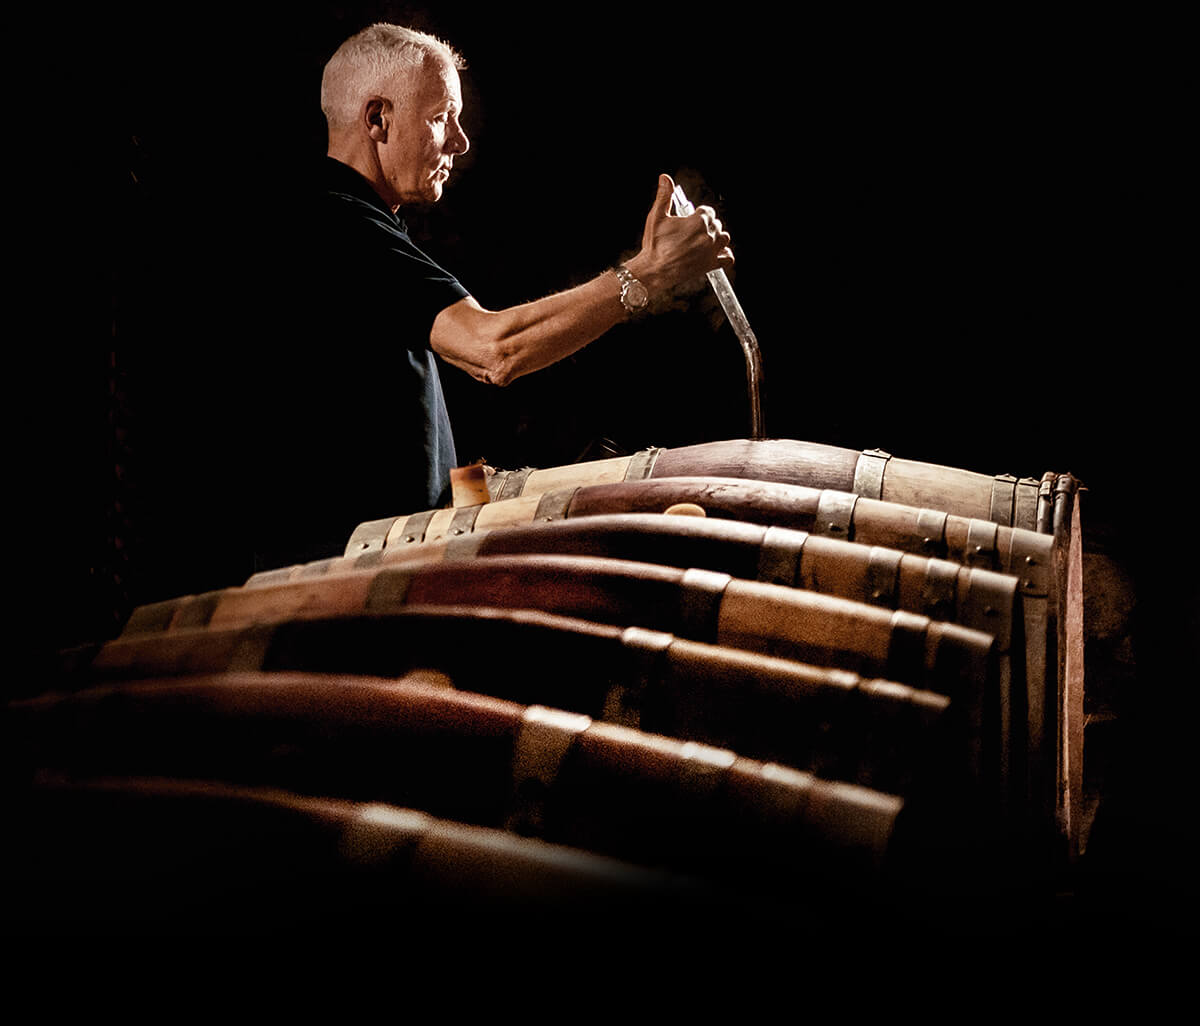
[414,182,445,208]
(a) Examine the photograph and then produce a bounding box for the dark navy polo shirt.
[244,159,471,570]
[317,157,468,509]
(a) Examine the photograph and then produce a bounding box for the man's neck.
[326,144,396,211]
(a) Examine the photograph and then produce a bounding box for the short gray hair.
[320,23,466,131]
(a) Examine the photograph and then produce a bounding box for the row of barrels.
[7,438,1087,937]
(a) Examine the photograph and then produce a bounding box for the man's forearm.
[430,270,629,387]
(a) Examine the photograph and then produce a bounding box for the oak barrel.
[117,554,1000,802]
[476,439,1056,532]
[121,554,999,705]
[7,671,904,893]
[335,513,1032,814]
[344,478,1058,585]
[340,516,1023,701]
[76,605,954,797]
[339,477,1076,852]
[3,775,713,934]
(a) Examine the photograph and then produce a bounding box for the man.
[268,23,732,567]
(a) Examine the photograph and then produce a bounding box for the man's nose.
[448,118,469,155]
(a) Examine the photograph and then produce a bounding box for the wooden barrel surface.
[477,439,1062,533]
[118,555,1000,800]
[338,516,1022,686]
[336,513,1032,812]
[318,513,1034,810]
[7,671,905,891]
[336,513,1017,630]
[15,434,1095,932]
[74,605,955,797]
[344,479,1057,593]
[4,775,719,934]
[122,554,999,705]
[339,478,1074,851]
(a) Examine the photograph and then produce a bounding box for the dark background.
[18,1,1193,924]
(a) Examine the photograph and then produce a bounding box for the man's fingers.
[696,207,732,256]
[695,205,721,234]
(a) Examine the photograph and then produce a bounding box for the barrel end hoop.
[853,449,891,500]
[171,590,223,631]
[228,623,278,672]
[678,568,733,641]
[1036,472,1058,534]
[607,626,676,729]
[624,447,663,481]
[506,706,591,837]
[1012,477,1042,533]
[121,597,188,636]
[497,467,534,501]
[884,609,932,691]
[446,503,484,540]
[344,517,400,559]
[390,508,438,548]
[364,567,415,612]
[990,474,1018,528]
[866,546,904,608]
[963,519,1001,570]
[533,488,576,523]
[814,490,858,540]
[757,526,807,587]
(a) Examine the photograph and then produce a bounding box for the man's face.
[377,56,470,208]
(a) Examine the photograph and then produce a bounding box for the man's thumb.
[643,173,676,243]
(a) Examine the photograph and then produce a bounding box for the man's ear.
[363,97,390,142]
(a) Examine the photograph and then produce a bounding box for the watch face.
[625,282,649,309]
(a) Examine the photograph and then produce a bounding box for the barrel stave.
[85,607,960,799]
[651,439,860,494]
[5,775,715,934]
[9,671,906,896]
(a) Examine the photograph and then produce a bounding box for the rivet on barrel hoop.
[814,490,857,539]
[391,509,437,548]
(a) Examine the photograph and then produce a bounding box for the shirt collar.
[322,156,406,230]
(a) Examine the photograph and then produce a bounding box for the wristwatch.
[614,264,649,315]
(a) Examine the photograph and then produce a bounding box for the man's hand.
[627,174,734,295]
[430,173,735,388]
